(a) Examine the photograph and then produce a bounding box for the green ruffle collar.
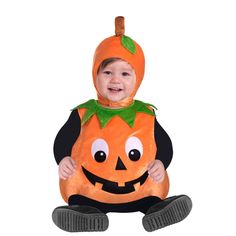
[72,99,157,128]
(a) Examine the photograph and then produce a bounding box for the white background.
[0,0,236,235]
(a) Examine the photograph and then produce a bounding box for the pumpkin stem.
[115,16,125,36]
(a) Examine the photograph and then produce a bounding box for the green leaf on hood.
[121,35,136,54]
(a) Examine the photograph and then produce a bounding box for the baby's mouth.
[108,87,123,92]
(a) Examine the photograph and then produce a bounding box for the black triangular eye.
[128,149,141,161]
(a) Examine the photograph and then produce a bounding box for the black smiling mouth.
[82,166,148,194]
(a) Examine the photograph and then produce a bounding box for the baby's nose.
[110,76,120,83]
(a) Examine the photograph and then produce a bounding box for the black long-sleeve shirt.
[53,110,173,169]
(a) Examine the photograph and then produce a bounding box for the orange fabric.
[92,35,145,108]
[60,108,169,204]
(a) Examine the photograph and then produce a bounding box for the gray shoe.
[52,205,109,232]
[142,195,192,232]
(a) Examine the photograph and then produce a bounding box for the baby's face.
[96,60,136,103]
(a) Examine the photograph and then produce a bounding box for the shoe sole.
[142,195,192,232]
[52,208,109,232]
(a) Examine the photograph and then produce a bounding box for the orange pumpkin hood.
[92,16,145,108]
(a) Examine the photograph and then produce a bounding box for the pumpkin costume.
[52,17,192,232]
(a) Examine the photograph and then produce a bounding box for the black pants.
[68,194,162,214]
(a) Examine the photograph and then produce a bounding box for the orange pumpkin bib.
[59,100,169,204]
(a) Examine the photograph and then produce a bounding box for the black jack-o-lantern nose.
[115,157,127,170]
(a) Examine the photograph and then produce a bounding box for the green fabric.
[121,35,136,54]
[72,99,157,128]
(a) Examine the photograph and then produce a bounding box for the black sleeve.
[154,118,173,169]
[53,109,81,165]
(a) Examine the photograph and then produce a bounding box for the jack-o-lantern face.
[82,137,148,194]
[60,107,169,204]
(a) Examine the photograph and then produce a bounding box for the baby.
[52,16,192,232]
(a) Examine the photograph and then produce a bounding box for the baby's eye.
[122,72,131,76]
[103,71,112,75]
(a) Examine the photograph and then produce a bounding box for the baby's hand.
[59,156,77,180]
[147,160,165,184]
